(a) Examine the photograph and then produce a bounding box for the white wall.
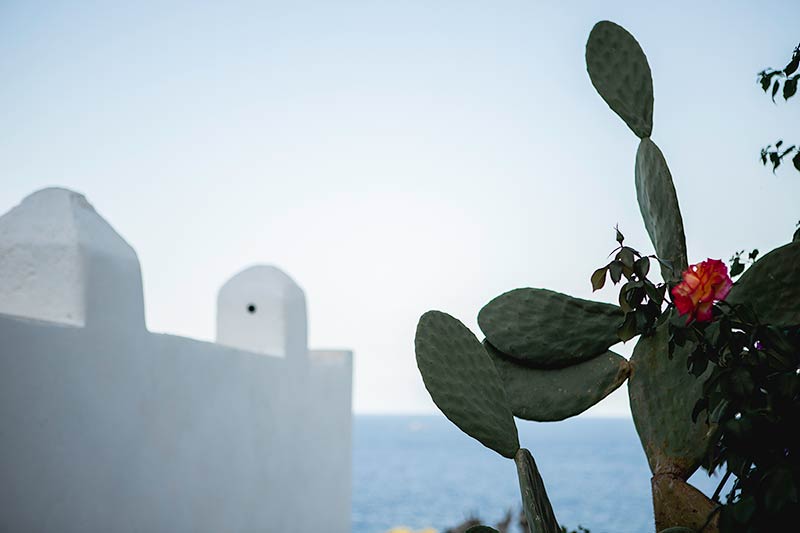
[0,188,352,533]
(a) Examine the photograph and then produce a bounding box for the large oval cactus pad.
[478,288,623,368]
[415,311,520,458]
[485,341,630,421]
[635,138,689,282]
[586,21,654,138]
[728,241,800,327]
[628,325,713,478]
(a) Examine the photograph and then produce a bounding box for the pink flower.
[671,259,733,323]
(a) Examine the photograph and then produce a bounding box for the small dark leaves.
[776,140,784,149]
[772,78,780,102]
[747,249,759,261]
[730,258,745,278]
[784,46,800,76]
[609,261,623,284]
[617,313,638,342]
[794,150,800,171]
[590,266,608,292]
[615,226,624,244]
[784,76,798,100]
[634,257,650,279]
[618,247,635,269]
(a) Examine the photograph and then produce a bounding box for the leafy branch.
[758,43,800,173]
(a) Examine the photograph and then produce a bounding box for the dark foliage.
[758,44,800,174]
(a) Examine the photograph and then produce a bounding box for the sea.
[352,415,724,533]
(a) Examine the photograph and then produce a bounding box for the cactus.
[478,288,623,367]
[515,449,560,533]
[727,241,800,327]
[628,324,714,477]
[585,20,653,138]
[635,139,689,282]
[414,18,796,533]
[485,341,629,421]
[415,311,519,458]
[415,312,560,533]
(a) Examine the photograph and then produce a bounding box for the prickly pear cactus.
[414,18,792,533]
[478,288,623,367]
[485,341,629,421]
[586,20,653,138]
[415,312,561,533]
[515,449,560,533]
[635,139,689,282]
[415,311,519,458]
[727,241,800,327]
[627,325,713,477]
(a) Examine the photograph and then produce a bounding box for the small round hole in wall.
[247,304,257,314]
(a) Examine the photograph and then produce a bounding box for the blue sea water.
[353,415,723,533]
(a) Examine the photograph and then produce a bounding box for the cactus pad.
[415,311,520,458]
[478,288,623,368]
[635,138,689,281]
[728,241,800,327]
[586,20,654,138]
[628,324,713,478]
[485,342,630,421]
[515,448,561,533]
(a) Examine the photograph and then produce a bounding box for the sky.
[1,0,798,416]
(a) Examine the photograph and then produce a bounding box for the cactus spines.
[478,288,623,367]
[652,475,719,533]
[635,138,689,282]
[586,20,654,138]
[485,341,630,421]
[628,324,713,478]
[515,448,561,533]
[415,311,520,458]
[727,241,800,327]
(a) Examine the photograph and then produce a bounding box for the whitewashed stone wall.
[0,188,352,533]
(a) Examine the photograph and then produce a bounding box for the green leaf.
[618,312,638,341]
[634,257,651,278]
[785,52,800,75]
[618,247,635,269]
[729,258,744,277]
[772,78,780,102]
[415,311,520,458]
[591,266,608,291]
[783,76,797,99]
[609,261,623,283]
[465,527,500,533]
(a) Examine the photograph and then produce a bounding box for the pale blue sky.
[2,1,798,414]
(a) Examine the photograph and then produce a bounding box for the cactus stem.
[514,448,560,533]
